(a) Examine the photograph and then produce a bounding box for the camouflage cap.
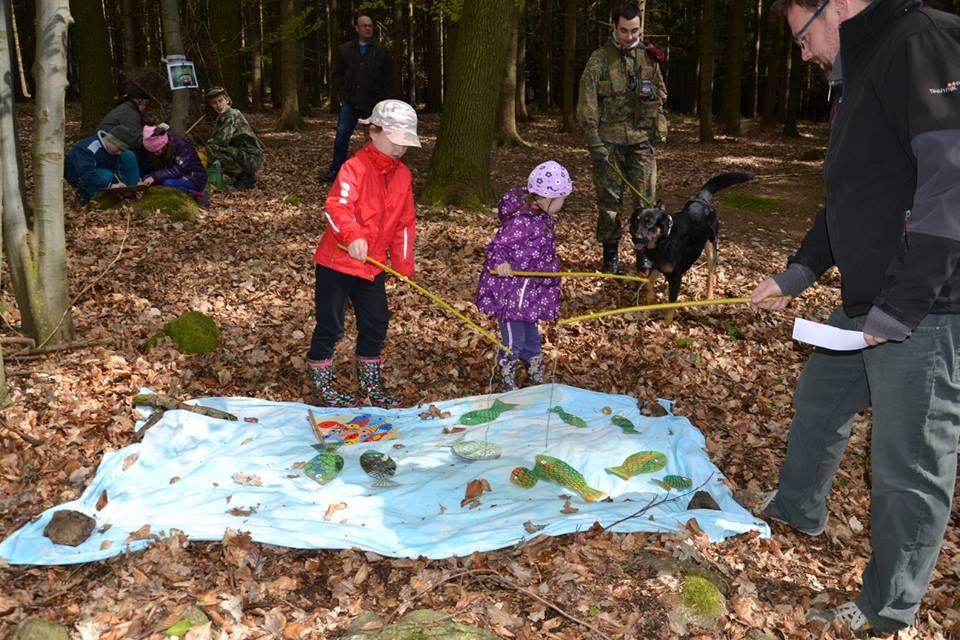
[358,99,421,148]
[204,86,228,100]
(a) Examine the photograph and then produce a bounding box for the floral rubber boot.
[357,357,400,407]
[306,359,355,407]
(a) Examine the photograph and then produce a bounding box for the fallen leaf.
[227,506,256,516]
[169,476,181,484]
[232,472,262,486]
[461,478,492,508]
[125,524,153,543]
[95,490,108,511]
[849,516,864,534]
[324,502,347,521]
[99,540,113,550]
[122,454,138,470]
[523,520,546,534]
[561,500,578,514]
[243,417,259,423]
[443,426,466,435]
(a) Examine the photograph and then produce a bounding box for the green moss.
[681,574,725,619]
[282,194,305,206]
[134,186,199,221]
[721,192,779,214]
[146,310,220,355]
[338,610,498,640]
[91,191,124,209]
[164,605,209,636]
[13,620,70,640]
[674,336,695,348]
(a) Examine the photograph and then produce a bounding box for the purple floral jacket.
[475,186,561,322]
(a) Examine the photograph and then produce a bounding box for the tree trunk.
[559,0,576,132]
[425,0,443,112]
[747,0,763,118]
[537,0,552,112]
[720,0,745,135]
[209,0,244,105]
[515,3,529,121]
[422,0,517,208]
[249,0,264,111]
[325,0,338,112]
[783,42,803,136]
[496,3,529,147]
[120,0,142,79]
[2,0,75,346]
[760,4,784,125]
[698,0,715,141]
[160,0,189,133]
[276,0,304,129]
[69,0,115,130]
[406,0,415,105]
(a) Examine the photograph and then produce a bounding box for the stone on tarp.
[42,510,95,547]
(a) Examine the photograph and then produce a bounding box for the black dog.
[628,172,753,323]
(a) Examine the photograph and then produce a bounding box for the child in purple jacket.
[139,124,208,203]
[475,160,572,391]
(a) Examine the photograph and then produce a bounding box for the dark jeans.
[498,320,541,364]
[767,307,960,633]
[307,264,388,361]
[326,102,370,178]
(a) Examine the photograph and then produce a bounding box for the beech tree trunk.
[2,0,75,346]
[277,0,304,129]
[698,0,716,141]
[422,0,517,208]
[160,0,189,133]
[720,0,746,134]
[496,3,529,147]
[69,0,115,130]
[559,0,576,132]
[209,0,244,104]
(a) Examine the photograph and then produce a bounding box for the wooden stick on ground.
[0,417,44,446]
[8,337,113,359]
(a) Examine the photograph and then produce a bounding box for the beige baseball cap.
[359,99,421,148]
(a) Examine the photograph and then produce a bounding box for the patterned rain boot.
[357,357,400,407]
[526,354,545,385]
[500,358,519,392]
[306,360,355,407]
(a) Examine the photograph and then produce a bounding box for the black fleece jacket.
[332,40,393,114]
[779,0,960,340]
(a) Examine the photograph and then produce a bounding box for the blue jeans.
[326,102,369,177]
[498,320,541,363]
[158,177,199,192]
[767,308,960,632]
[74,150,141,199]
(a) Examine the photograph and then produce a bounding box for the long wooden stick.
[559,297,754,325]
[497,270,648,283]
[337,244,510,353]
[605,157,654,208]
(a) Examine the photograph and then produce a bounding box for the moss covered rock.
[681,574,726,620]
[134,186,199,221]
[13,619,70,640]
[146,310,220,355]
[338,610,497,640]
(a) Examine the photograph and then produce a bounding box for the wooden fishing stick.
[337,244,510,353]
[605,157,655,207]
[559,296,789,325]
[496,270,648,283]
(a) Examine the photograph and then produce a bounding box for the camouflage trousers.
[206,143,263,177]
[592,141,657,244]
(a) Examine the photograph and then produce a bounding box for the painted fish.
[652,475,693,491]
[451,439,502,461]
[606,451,667,479]
[460,399,517,425]
[303,449,344,485]
[360,450,399,487]
[610,415,639,434]
[548,406,588,428]
[510,454,606,502]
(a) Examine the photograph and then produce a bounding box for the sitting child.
[64,124,141,204]
[139,124,208,203]
[203,86,263,190]
[475,161,572,391]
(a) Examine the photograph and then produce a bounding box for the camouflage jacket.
[577,35,668,146]
[208,108,263,153]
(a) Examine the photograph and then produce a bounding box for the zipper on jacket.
[518,279,529,308]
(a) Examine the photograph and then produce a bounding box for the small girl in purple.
[475,160,572,391]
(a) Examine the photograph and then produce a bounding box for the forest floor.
[1,107,958,640]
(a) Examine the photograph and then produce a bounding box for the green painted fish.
[460,399,517,425]
[605,451,667,479]
[360,450,399,487]
[510,454,606,502]
[610,414,639,434]
[303,449,344,485]
[548,406,588,428]
[652,475,693,491]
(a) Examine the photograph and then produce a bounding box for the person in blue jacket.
[63,125,141,204]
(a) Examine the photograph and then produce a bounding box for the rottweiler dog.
[629,172,753,323]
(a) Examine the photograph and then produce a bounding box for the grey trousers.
[766,308,960,633]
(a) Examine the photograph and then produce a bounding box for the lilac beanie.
[527,160,572,198]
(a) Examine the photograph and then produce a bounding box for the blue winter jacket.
[63,131,120,191]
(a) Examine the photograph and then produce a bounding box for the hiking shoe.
[233,173,256,190]
[758,490,828,537]
[806,602,874,638]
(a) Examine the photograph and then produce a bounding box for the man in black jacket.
[752,0,960,635]
[321,14,393,182]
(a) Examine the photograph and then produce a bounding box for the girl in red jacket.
[308,99,420,407]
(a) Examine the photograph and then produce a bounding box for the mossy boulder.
[12,619,70,640]
[338,610,497,640]
[681,574,726,620]
[164,605,210,636]
[134,186,199,221]
[146,310,220,355]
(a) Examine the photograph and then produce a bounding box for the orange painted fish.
[605,450,667,479]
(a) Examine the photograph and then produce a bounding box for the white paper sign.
[792,317,869,351]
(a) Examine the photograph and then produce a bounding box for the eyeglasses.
[794,0,829,50]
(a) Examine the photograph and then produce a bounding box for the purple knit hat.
[527,160,572,198]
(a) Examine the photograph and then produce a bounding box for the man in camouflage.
[204,87,264,190]
[578,2,668,273]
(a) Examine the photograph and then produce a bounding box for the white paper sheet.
[792,317,869,351]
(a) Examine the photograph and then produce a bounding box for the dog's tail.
[696,172,754,202]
